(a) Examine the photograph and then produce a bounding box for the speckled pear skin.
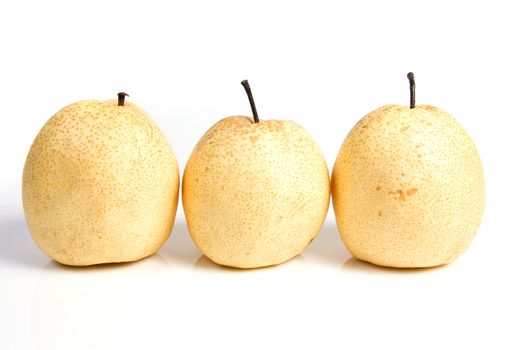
[332,105,485,268]
[182,116,330,269]
[22,99,179,266]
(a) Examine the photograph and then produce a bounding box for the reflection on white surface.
[0,218,350,349]
[192,254,311,274]
[341,257,451,274]
[2,216,522,350]
[190,256,313,292]
[32,255,174,350]
[23,221,195,349]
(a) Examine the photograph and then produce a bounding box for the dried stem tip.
[118,92,129,106]
[407,72,415,109]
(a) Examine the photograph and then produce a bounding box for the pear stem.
[241,80,259,123]
[407,72,415,109]
[118,92,129,106]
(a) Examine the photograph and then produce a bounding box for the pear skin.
[332,104,485,268]
[22,97,179,266]
[183,116,330,269]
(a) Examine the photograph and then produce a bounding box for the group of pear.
[22,74,485,269]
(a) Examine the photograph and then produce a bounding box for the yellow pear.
[22,93,179,266]
[332,73,485,268]
[182,80,330,269]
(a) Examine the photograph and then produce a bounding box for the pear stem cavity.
[118,92,129,106]
[241,80,259,123]
[407,72,416,109]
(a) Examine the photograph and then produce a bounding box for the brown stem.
[407,72,415,109]
[241,80,259,123]
[118,92,129,106]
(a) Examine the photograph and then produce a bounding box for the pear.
[22,93,179,266]
[182,80,330,269]
[332,73,485,268]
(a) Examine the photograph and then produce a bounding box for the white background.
[1,0,524,349]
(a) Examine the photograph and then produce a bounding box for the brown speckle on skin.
[389,189,406,201]
[407,188,418,196]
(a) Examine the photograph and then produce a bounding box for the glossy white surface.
[2,205,524,349]
[1,0,524,349]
